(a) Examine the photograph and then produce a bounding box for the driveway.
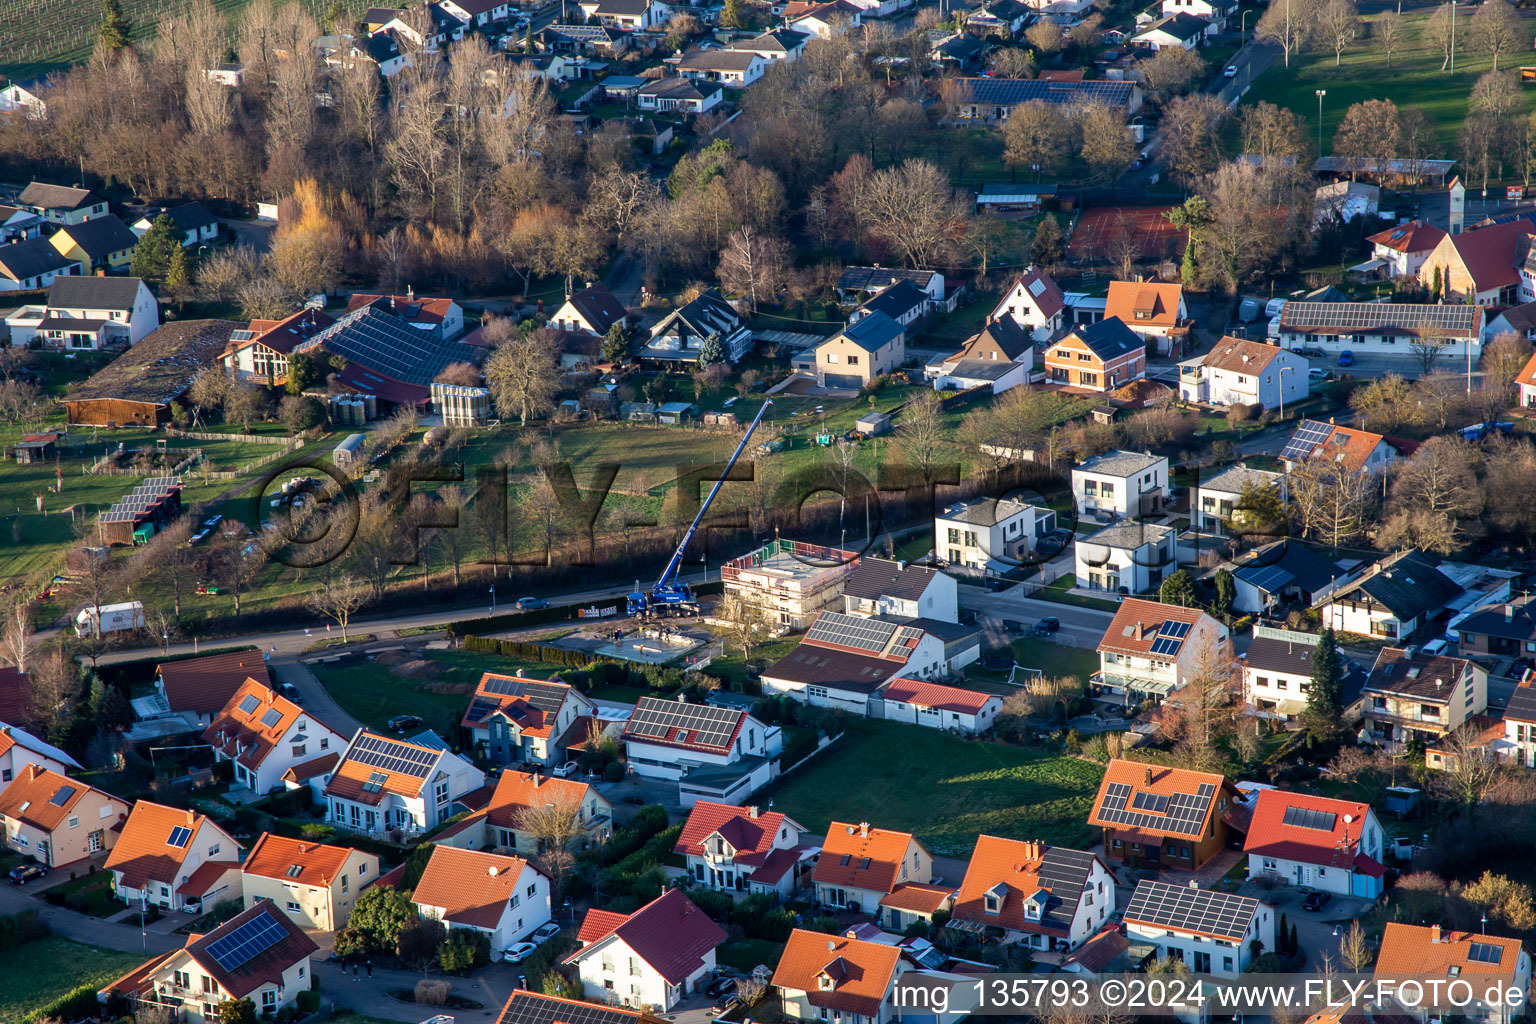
[957,587,1115,646]
[1238,880,1371,969]
[217,218,275,252]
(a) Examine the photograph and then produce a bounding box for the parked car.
[552,761,579,778]
[1308,368,1329,380]
[530,922,561,944]
[1337,351,1354,367]
[1224,64,1238,77]
[501,941,539,963]
[710,997,742,1017]
[1301,890,1332,912]
[387,714,424,733]
[705,975,739,999]
[1033,617,1061,636]
[1421,638,1448,656]
[515,597,549,610]
[277,682,304,704]
[8,863,45,884]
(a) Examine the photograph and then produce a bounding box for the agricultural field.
[765,718,1106,856]
[1242,8,1514,158]
[0,0,372,85]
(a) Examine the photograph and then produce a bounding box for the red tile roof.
[345,293,458,327]
[1242,789,1375,871]
[410,846,542,931]
[878,882,954,915]
[952,836,1074,935]
[565,889,726,984]
[1086,759,1230,842]
[1438,218,1532,293]
[0,763,122,833]
[813,821,924,895]
[486,771,599,831]
[0,666,34,725]
[186,899,319,998]
[176,859,239,898]
[202,679,311,772]
[157,651,271,715]
[242,831,365,885]
[1517,349,1536,390]
[1367,220,1445,254]
[577,909,631,943]
[1105,281,1183,329]
[1196,336,1288,375]
[881,678,997,715]
[772,928,903,1017]
[675,801,801,866]
[1097,599,1213,658]
[105,801,240,890]
[280,752,339,784]
[1375,923,1524,982]
[325,730,443,804]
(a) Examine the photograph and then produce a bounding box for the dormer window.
[984,892,1001,914]
[818,973,835,991]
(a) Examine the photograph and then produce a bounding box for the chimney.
[1145,767,1153,786]
[845,929,859,940]
[1431,924,1443,943]
[859,821,870,837]
[407,284,415,301]
[96,268,105,277]
[1507,604,1515,622]
[533,774,543,788]
[1328,416,1335,425]
[186,810,196,824]
[747,805,760,818]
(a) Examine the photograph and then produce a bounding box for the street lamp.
[1315,90,1326,156]
[489,585,496,614]
[1240,9,1251,41]
[1278,365,1295,421]
[1450,0,1458,71]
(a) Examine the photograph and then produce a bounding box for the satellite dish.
[1344,814,1353,824]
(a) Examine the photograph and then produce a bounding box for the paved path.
[0,879,183,957]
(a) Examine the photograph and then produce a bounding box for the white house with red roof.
[879,678,1001,735]
[1092,598,1229,707]
[343,292,465,340]
[104,801,242,911]
[0,721,81,783]
[990,266,1066,342]
[461,672,596,767]
[622,697,783,807]
[1178,336,1308,411]
[1366,220,1446,278]
[950,836,1113,952]
[565,889,727,1010]
[411,845,551,950]
[1243,789,1385,898]
[1375,924,1531,1024]
[675,800,813,898]
[202,680,345,796]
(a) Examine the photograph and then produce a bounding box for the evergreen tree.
[130,214,180,284]
[1030,216,1064,267]
[165,245,191,294]
[1288,922,1299,955]
[1303,626,1344,741]
[697,332,725,369]
[602,321,629,364]
[285,351,321,395]
[1159,569,1196,607]
[97,0,130,52]
[1213,569,1235,615]
[722,0,746,28]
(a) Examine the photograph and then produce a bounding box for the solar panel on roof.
[626,698,741,750]
[1132,791,1169,813]
[238,695,260,715]
[260,708,283,729]
[1468,942,1504,965]
[350,733,437,778]
[806,614,898,653]
[1281,420,1336,461]
[1240,564,1294,593]
[49,785,76,807]
[1124,881,1259,941]
[1097,780,1213,836]
[204,910,288,972]
[167,825,192,848]
[1160,621,1190,639]
[1281,805,1338,831]
[498,991,645,1024]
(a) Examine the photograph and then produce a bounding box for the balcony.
[1364,706,1446,729]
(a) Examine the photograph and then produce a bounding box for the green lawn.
[0,937,147,1023]
[309,647,565,735]
[716,938,786,973]
[893,534,935,564]
[1241,8,1517,158]
[1036,575,1120,611]
[764,719,1105,856]
[42,868,120,918]
[1006,637,1101,681]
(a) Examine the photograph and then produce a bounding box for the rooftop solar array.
[498,991,647,1024]
[1096,781,1216,837]
[1467,942,1505,965]
[204,910,287,972]
[167,825,192,848]
[238,695,260,715]
[806,613,900,654]
[1279,302,1481,338]
[101,476,183,525]
[1148,620,1191,657]
[259,708,283,729]
[350,733,438,778]
[957,77,1137,109]
[1124,880,1260,941]
[481,676,568,713]
[294,304,458,387]
[1237,564,1295,593]
[626,697,741,750]
[1281,806,1338,832]
[48,785,76,807]
[1280,419,1336,461]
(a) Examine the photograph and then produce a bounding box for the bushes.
[727,892,796,942]
[35,983,102,1022]
[0,908,50,950]
[415,979,452,1006]
[295,990,320,1013]
[599,805,670,865]
[439,929,490,973]
[464,635,599,667]
[604,761,625,782]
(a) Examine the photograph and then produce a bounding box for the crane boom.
[655,398,773,590]
[628,399,773,616]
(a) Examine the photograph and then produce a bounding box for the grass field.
[309,646,564,734]
[765,718,1105,856]
[1242,8,1517,158]
[0,936,147,1023]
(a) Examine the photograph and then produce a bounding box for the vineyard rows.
[1,0,371,86]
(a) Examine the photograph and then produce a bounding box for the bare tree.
[0,598,33,672]
[133,518,196,625]
[1255,0,1321,67]
[718,226,789,313]
[1077,102,1136,183]
[306,573,369,640]
[1334,99,1401,181]
[1140,46,1207,104]
[1433,724,1503,805]
[1288,458,1374,547]
[1422,3,1455,71]
[895,391,946,488]
[1472,0,1523,70]
[852,160,968,268]
[483,325,560,427]
[1159,94,1228,187]
[1318,0,1360,65]
[1375,11,1406,67]
[715,593,771,661]
[511,785,588,856]
[28,652,78,739]
[1002,100,1073,178]
[1338,920,1373,971]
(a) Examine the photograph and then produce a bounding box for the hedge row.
[464,635,601,667]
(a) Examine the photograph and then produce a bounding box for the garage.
[822,373,863,389]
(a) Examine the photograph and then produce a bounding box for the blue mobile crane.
[627,399,774,618]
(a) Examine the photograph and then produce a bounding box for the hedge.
[34,983,101,1022]
[464,635,601,667]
